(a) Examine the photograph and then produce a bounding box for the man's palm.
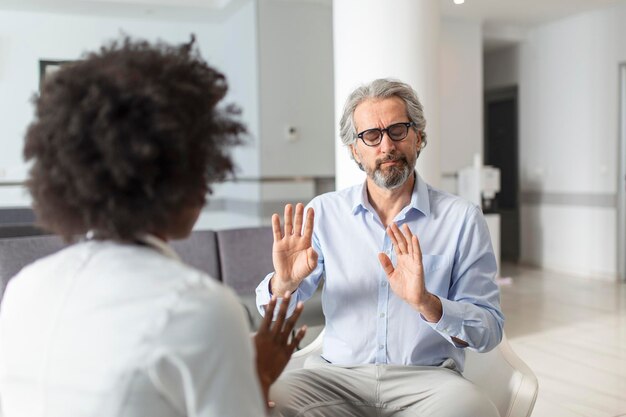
[378,223,427,309]
[271,203,317,291]
[273,238,316,282]
[384,251,424,307]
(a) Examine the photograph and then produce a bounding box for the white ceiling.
[441,0,626,51]
[0,0,624,41]
[440,0,625,26]
[0,0,251,21]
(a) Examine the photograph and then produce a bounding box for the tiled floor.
[499,263,626,417]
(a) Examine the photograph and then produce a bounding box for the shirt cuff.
[255,272,299,319]
[426,296,467,347]
[255,272,274,316]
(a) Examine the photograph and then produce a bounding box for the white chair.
[287,329,538,417]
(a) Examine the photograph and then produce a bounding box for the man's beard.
[367,153,415,190]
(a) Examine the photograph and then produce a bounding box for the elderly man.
[256,78,503,417]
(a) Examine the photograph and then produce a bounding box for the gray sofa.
[0,227,324,331]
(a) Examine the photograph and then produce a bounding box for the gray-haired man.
[256,78,504,417]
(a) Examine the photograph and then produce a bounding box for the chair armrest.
[287,329,325,371]
[463,334,538,417]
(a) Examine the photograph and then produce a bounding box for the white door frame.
[618,63,626,282]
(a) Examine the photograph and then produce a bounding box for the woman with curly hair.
[0,36,304,416]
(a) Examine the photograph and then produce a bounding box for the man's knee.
[269,367,372,417]
[270,372,304,415]
[431,378,499,417]
[269,370,324,417]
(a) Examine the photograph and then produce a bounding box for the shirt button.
[379,344,384,350]
[379,312,385,318]
[381,281,387,287]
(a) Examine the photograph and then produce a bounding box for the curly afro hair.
[24,36,245,241]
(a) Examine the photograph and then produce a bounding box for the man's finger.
[284,204,294,236]
[378,253,394,277]
[307,247,319,270]
[294,203,304,236]
[271,214,283,242]
[388,223,407,255]
[412,234,423,263]
[392,223,409,253]
[403,224,414,254]
[303,208,315,242]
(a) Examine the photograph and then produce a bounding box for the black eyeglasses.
[356,122,415,147]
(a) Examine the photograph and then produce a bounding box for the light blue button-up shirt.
[256,174,504,371]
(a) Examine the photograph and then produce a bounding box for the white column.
[333,0,441,190]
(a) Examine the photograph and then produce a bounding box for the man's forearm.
[269,273,298,296]
[417,293,443,323]
[419,295,469,346]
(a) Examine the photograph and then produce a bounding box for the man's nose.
[379,132,396,153]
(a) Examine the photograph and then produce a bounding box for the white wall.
[216,0,261,182]
[515,5,625,280]
[0,6,260,208]
[207,0,264,208]
[439,18,483,193]
[0,1,334,230]
[257,0,334,179]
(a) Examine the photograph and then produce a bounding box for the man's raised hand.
[378,223,442,323]
[270,203,318,295]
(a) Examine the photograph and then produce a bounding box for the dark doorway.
[485,87,519,263]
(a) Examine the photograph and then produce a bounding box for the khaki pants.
[270,359,499,417]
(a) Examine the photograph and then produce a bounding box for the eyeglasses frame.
[356,122,416,147]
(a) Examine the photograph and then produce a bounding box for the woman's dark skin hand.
[254,292,306,408]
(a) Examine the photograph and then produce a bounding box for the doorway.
[484,87,519,263]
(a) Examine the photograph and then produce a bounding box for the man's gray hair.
[339,78,428,149]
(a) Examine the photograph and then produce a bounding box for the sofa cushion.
[0,235,68,301]
[170,230,220,281]
[216,226,325,331]
[0,224,50,238]
[216,227,274,296]
[0,230,220,303]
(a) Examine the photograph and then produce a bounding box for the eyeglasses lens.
[388,123,408,140]
[362,130,381,145]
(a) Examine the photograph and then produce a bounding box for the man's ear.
[350,144,365,171]
[350,144,360,164]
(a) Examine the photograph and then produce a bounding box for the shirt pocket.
[421,254,450,273]
[422,254,453,295]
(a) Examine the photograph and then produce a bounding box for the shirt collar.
[85,231,182,261]
[351,172,431,217]
[412,173,431,216]
[350,182,371,214]
[136,234,182,261]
